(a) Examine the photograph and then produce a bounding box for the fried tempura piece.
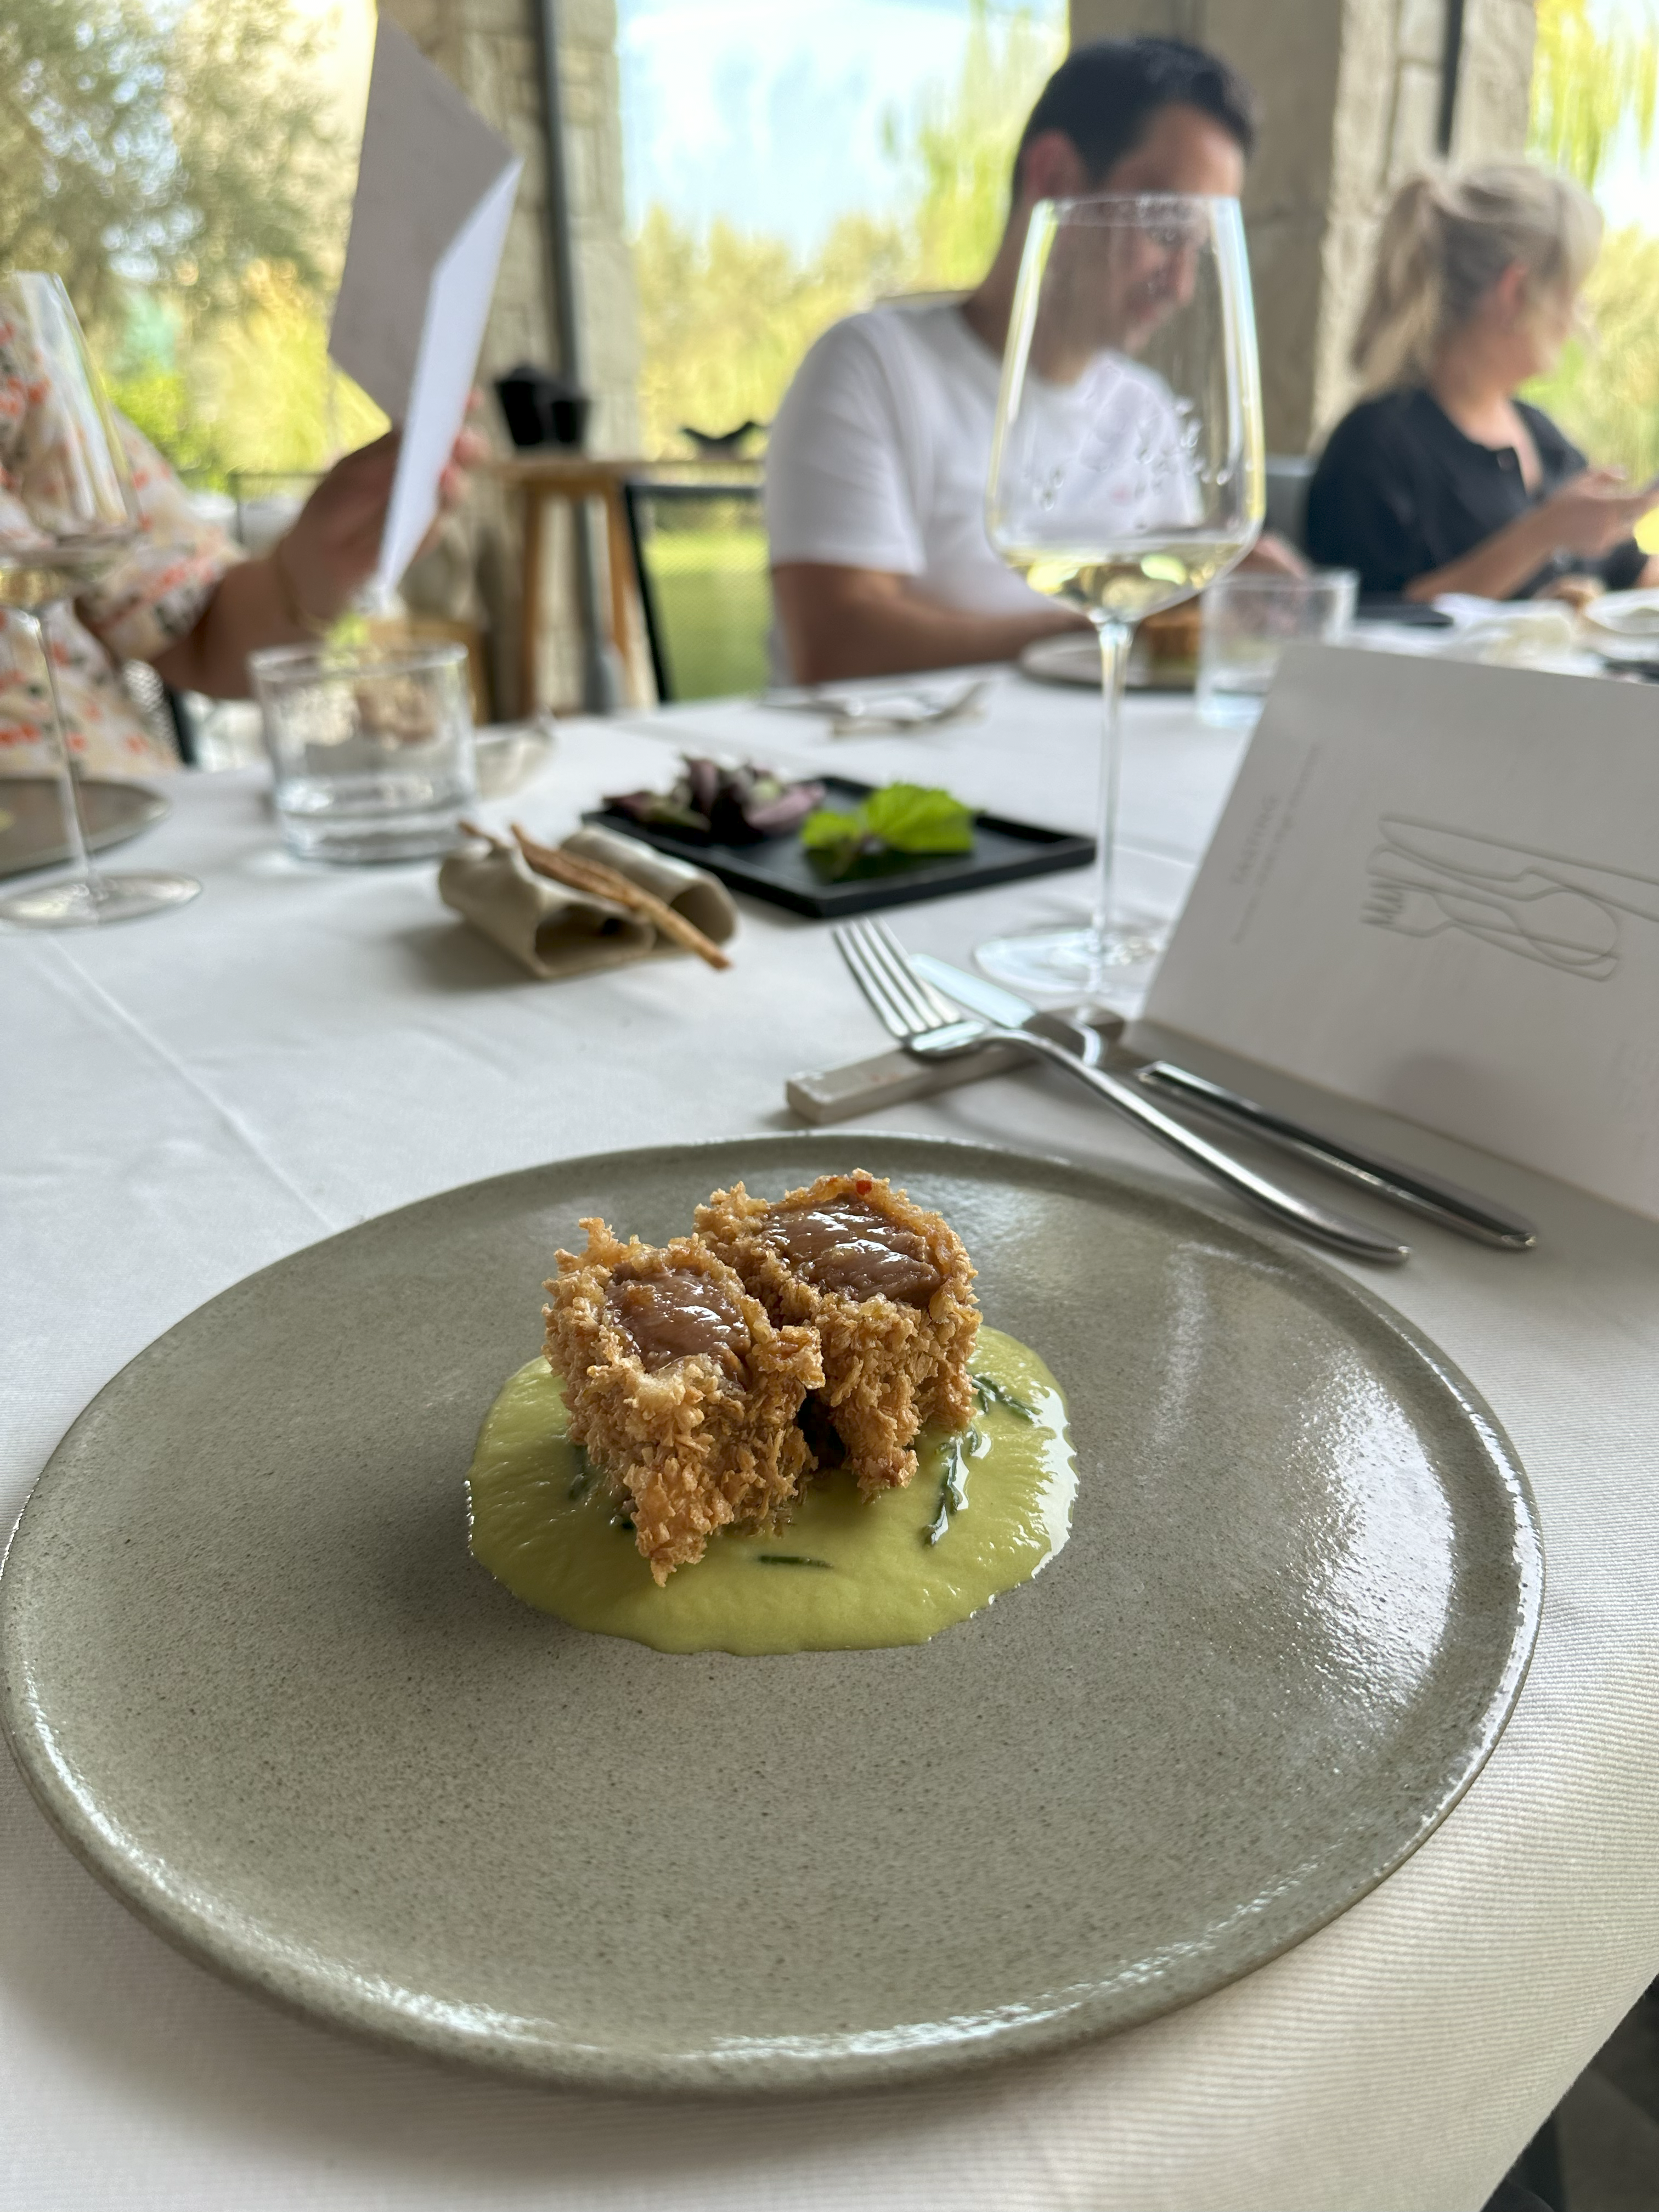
[544,1221,822,1583]
[696,1171,978,1497]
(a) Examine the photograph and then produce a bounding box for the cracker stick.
[510,822,732,970]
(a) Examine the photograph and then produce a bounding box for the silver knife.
[912,954,1538,1252]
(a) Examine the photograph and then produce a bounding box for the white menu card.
[329,20,522,596]
[1146,644,1659,1218]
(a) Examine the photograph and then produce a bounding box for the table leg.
[603,487,645,707]
[519,486,544,718]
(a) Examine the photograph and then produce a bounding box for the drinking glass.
[250,639,476,862]
[1196,568,1357,726]
[984,194,1264,991]
[0,274,201,927]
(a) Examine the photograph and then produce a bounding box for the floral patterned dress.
[0,316,241,780]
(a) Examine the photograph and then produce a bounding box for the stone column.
[380,0,641,710]
[1452,0,1540,165]
[1068,0,1537,450]
[377,0,637,439]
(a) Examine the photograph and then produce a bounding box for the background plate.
[0,1135,1541,2094]
[0,778,168,878]
[1018,631,1195,691]
[584,776,1094,917]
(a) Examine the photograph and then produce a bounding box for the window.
[618,0,1066,454]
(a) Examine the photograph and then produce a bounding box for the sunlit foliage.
[633,1,1063,455]
[1525,0,1659,522]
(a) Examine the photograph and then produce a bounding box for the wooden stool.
[490,456,761,714]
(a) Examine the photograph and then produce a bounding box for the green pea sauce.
[466,1326,1075,1655]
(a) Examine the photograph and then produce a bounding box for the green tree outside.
[1523,0,1659,538]
[632,1,1063,456]
[3,0,380,486]
[628,2,1061,695]
[1528,0,1657,189]
[13,0,1654,601]
[634,208,912,458]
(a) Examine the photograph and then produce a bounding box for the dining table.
[4,665,1657,2212]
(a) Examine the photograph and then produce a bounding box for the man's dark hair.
[1015,37,1259,191]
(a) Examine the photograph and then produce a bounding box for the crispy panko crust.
[544,1221,822,1583]
[695,1171,978,1497]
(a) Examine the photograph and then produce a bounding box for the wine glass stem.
[1088,614,1132,977]
[24,606,104,895]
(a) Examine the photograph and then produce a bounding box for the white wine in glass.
[984,193,1264,992]
[0,274,201,928]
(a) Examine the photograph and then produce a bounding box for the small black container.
[493,365,590,452]
[583,776,1096,919]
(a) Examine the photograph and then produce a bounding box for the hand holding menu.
[1146,645,1659,1219]
[329,21,522,597]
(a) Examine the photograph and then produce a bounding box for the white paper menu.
[1145,643,1659,1218]
[329,20,522,596]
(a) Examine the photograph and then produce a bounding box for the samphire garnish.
[926,1427,982,1546]
[974,1373,1036,1423]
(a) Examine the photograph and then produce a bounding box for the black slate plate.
[0,778,169,879]
[583,775,1094,918]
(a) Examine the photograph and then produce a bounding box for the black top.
[1305,387,1647,601]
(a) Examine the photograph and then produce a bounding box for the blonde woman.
[1305,163,1659,602]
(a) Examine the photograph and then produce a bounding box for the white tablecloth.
[5,670,1658,2211]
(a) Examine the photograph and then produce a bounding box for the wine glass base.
[975,921,1165,997]
[0,871,202,930]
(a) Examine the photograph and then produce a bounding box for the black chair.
[1265,453,1315,555]
[1486,2115,1565,2212]
[621,479,771,703]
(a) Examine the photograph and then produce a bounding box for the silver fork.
[771,678,990,736]
[832,918,1410,1265]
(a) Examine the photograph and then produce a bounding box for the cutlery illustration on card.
[1362,815,1659,980]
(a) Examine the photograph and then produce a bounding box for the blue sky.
[614,0,1658,249]
[614,0,1065,253]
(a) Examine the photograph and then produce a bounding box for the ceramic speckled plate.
[0,1136,1541,2095]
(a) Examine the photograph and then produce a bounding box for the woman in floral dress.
[0,307,479,780]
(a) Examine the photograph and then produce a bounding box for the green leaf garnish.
[864,783,976,851]
[798,806,858,849]
[755,1553,832,1568]
[800,782,975,879]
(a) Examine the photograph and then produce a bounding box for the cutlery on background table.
[765,677,990,736]
[831,919,1412,1266]
[909,954,1538,1252]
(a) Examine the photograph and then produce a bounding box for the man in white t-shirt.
[766,37,1299,682]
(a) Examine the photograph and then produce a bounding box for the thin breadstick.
[510,822,732,970]
[457,816,513,853]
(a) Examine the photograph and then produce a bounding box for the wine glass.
[983,194,1264,993]
[0,274,201,927]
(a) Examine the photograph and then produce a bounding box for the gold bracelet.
[271,535,336,640]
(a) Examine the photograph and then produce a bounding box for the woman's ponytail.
[1349,163,1602,394]
[1351,175,1447,392]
